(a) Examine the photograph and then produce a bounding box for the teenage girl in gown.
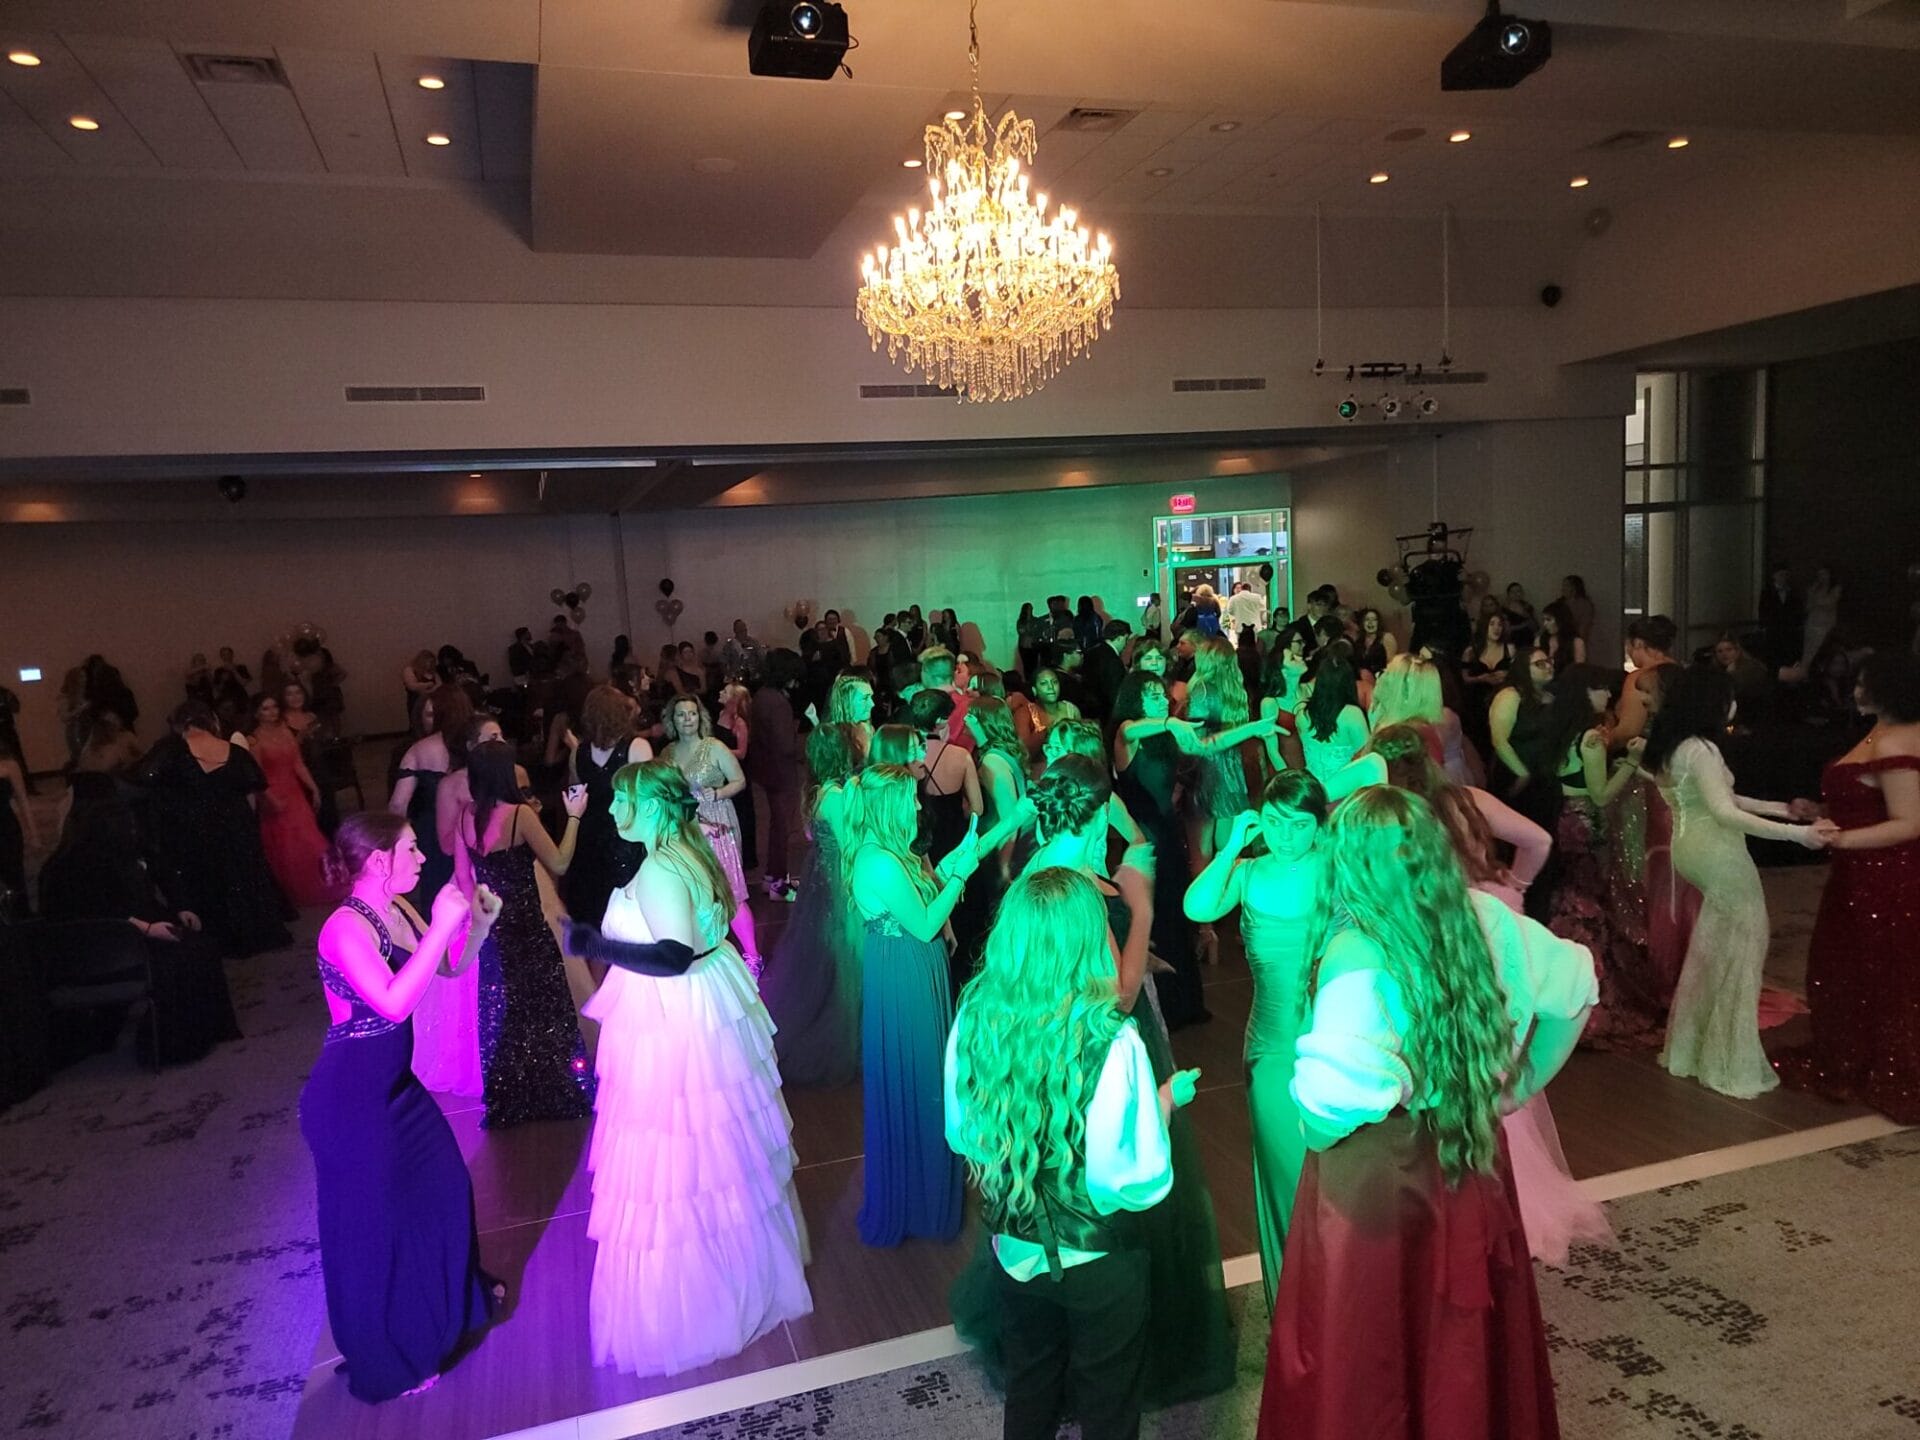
[1184,771,1328,1309]
[1774,651,1920,1120]
[663,695,763,973]
[462,740,596,1127]
[847,765,988,1246]
[1257,788,1597,1440]
[1643,669,1826,1098]
[247,692,339,908]
[301,813,503,1402]
[575,760,812,1376]
[761,722,865,1088]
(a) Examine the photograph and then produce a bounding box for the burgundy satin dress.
[1774,755,1920,1122]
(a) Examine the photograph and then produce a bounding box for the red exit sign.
[1169,493,1197,514]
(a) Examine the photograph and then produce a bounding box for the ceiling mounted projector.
[749,1,851,80]
[1442,1,1552,91]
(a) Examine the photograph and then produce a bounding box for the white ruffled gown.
[582,874,812,1376]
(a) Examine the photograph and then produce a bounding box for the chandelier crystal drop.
[855,2,1118,404]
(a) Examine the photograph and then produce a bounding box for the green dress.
[1241,883,1319,1312]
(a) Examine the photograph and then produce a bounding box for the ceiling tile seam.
[0,83,66,162]
[371,52,411,181]
[52,32,160,167]
[167,38,250,173]
[272,44,332,174]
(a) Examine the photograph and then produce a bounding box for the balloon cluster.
[783,598,817,631]
[548,582,593,626]
[279,621,328,658]
[655,577,684,627]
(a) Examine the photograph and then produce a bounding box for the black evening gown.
[300,899,497,1402]
[560,741,644,926]
[1114,732,1204,1026]
[398,768,456,914]
[472,812,596,1128]
[134,736,292,957]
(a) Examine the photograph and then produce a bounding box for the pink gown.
[253,736,338,908]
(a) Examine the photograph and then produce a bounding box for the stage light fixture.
[1442,1,1552,91]
[218,475,247,503]
[1337,396,1360,422]
[1378,394,1402,418]
[749,0,851,80]
[1415,393,1439,416]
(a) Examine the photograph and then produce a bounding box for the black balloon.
[659,578,675,597]
[1258,562,1275,581]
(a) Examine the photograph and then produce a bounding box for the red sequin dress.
[1773,755,1920,1122]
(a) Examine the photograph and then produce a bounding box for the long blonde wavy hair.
[1187,635,1250,726]
[949,867,1127,1223]
[1321,787,1515,1182]
[840,764,935,903]
[610,760,738,924]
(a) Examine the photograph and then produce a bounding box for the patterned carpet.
[0,927,327,1440]
[631,1132,1920,1440]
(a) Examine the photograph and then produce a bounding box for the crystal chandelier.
[855,1,1119,404]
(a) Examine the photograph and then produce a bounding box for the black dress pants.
[997,1248,1151,1440]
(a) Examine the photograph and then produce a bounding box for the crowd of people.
[6,565,1914,1439]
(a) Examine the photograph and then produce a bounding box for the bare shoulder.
[1317,926,1386,983]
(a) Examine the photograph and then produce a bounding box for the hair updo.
[1031,753,1112,840]
[323,811,410,888]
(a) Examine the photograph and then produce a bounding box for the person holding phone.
[462,740,595,1128]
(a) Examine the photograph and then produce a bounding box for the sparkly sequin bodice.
[318,897,419,1043]
[1823,755,1920,832]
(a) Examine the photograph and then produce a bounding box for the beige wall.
[1291,417,1625,663]
[0,513,620,767]
[0,296,1628,459]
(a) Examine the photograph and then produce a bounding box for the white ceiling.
[2,0,1918,262]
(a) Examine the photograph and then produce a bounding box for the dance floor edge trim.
[488,1114,1910,1440]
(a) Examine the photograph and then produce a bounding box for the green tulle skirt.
[948,1005,1236,1410]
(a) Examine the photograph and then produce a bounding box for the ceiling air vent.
[1055,107,1139,134]
[1173,376,1268,393]
[344,385,488,403]
[0,388,29,406]
[858,383,959,399]
[180,53,291,87]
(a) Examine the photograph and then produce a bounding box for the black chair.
[19,918,161,1074]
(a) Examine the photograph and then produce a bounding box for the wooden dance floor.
[288,879,1869,1440]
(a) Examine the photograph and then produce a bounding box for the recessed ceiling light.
[901,157,922,168]
[1568,175,1590,188]
[7,50,41,67]
[468,472,483,479]
[1667,136,1690,150]
[1209,120,1241,133]
[68,115,99,131]
[944,109,966,120]
[1147,166,1173,177]
[417,74,445,90]
[425,132,451,146]
[1449,129,1472,143]
[1369,171,1390,184]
